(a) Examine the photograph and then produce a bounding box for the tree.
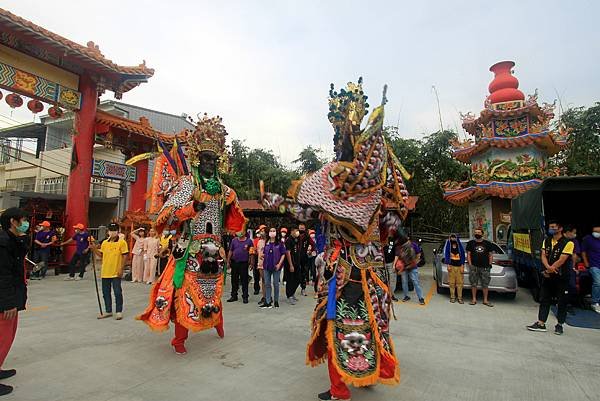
[550,103,600,176]
[222,139,298,200]
[386,127,469,233]
[293,145,327,174]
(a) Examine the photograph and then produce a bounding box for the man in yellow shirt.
[92,223,129,320]
[527,221,574,335]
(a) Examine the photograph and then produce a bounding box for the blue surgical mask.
[16,221,29,233]
[170,230,176,236]
[548,228,557,235]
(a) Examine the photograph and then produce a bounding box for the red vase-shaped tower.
[487,61,524,104]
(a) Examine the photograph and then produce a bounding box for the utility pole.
[432,85,444,133]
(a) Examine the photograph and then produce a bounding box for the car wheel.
[436,279,448,294]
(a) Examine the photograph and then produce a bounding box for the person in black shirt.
[297,223,310,296]
[527,221,574,335]
[284,228,301,304]
[383,234,399,301]
[465,228,494,307]
[0,207,30,397]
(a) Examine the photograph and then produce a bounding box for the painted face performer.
[261,78,410,400]
[137,114,246,355]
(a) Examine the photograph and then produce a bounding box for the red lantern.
[48,106,63,119]
[27,99,44,114]
[0,91,3,101]
[5,93,23,108]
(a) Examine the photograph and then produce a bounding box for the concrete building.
[0,100,193,227]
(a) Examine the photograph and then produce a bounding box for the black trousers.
[538,276,569,325]
[158,257,168,275]
[231,260,249,299]
[68,253,90,278]
[285,263,300,298]
[299,259,308,290]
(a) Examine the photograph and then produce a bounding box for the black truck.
[509,176,600,300]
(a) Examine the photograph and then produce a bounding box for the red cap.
[40,221,51,227]
[73,223,85,230]
[280,227,288,233]
[309,229,316,235]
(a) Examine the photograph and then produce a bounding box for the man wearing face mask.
[582,224,600,314]
[466,228,494,307]
[284,227,301,304]
[527,221,574,335]
[383,232,399,301]
[0,208,29,397]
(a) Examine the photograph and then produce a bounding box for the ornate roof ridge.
[0,8,154,79]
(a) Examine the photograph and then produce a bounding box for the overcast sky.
[1,0,599,164]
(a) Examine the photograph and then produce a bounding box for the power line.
[1,144,123,192]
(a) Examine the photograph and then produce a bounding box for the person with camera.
[394,234,425,305]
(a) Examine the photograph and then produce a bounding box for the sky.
[1,0,599,164]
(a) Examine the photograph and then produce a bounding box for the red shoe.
[172,344,187,355]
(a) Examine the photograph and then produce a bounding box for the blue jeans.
[264,268,281,304]
[402,268,423,299]
[590,266,600,304]
[102,278,123,313]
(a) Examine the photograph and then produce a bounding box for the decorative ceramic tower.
[442,61,568,243]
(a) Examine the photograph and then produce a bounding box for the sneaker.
[317,390,350,400]
[173,344,187,355]
[75,276,82,281]
[0,384,13,397]
[274,302,279,308]
[64,276,75,281]
[115,312,123,320]
[402,296,410,302]
[526,321,547,332]
[0,369,16,380]
[258,298,266,306]
[226,297,238,303]
[301,289,307,296]
[392,296,398,302]
[97,313,113,319]
[242,297,249,304]
[554,324,564,335]
[419,298,425,305]
[292,295,299,301]
[287,297,296,305]
[591,303,600,314]
[260,302,273,309]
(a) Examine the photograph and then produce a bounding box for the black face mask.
[474,234,483,240]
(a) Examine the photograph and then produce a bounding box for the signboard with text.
[513,233,532,254]
[92,159,136,182]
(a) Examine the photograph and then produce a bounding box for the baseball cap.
[280,227,288,233]
[107,223,119,231]
[73,223,85,230]
[309,229,316,235]
[258,224,267,230]
[40,221,51,227]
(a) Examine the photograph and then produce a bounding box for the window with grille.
[5,177,36,191]
[91,178,107,198]
[42,177,66,194]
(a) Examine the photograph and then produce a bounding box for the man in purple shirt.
[31,221,56,279]
[227,231,255,304]
[582,224,600,313]
[60,223,91,281]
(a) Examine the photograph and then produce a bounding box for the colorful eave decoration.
[95,110,185,144]
[0,7,154,98]
[443,179,542,206]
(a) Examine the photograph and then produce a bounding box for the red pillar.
[128,158,149,211]
[64,73,97,262]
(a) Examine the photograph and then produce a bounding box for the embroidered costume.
[137,114,246,351]
[262,79,410,398]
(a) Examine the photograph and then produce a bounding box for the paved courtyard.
[3,265,599,401]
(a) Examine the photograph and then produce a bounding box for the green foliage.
[293,145,327,174]
[550,103,600,175]
[222,139,299,200]
[386,127,469,233]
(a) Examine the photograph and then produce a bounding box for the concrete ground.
[3,264,599,401]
